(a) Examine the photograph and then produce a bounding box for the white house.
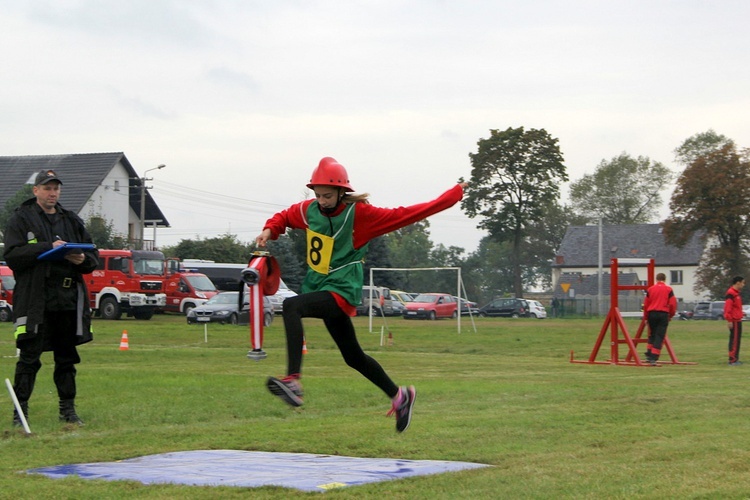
[552,224,707,305]
[0,152,169,249]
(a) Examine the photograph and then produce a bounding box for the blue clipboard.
[37,243,96,261]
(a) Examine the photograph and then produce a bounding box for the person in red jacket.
[724,276,745,365]
[642,273,677,365]
[255,157,467,433]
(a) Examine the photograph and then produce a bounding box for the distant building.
[552,224,707,304]
[0,152,169,250]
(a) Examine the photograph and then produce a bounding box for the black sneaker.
[387,386,416,433]
[267,376,304,407]
[729,361,743,366]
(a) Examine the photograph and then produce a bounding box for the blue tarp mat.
[28,449,490,492]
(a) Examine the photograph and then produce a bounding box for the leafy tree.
[386,221,433,267]
[426,243,466,295]
[163,233,252,263]
[674,129,732,167]
[462,126,568,297]
[663,142,750,297]
[568,153,673,224]
[0,184,33,238]
[466,237,517,304]
[85,215,126,249]
[363,236,399,289]
[383,221,434,292]
[457,250,487,304]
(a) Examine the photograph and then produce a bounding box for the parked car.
[452,296,479,316]
[356,286,395,316]
[478,298,529,318]
[391,290,416,305]
[526,300,547,319]
[390,300,406,316]
[743,304,750,321]
[268,280,298,314]
[187,291,273,326]
[677,310,694,320]
[692,301,725,320]
[403,293,458,320]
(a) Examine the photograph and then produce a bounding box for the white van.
[180,260,247,291]
[358,285,395,316]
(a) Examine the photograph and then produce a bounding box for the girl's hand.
[255,229,272,247]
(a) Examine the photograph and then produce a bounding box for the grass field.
[1,313,749,498]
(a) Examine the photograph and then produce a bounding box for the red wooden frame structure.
[570,257,695,367]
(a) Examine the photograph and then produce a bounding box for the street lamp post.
[140,164,166,249]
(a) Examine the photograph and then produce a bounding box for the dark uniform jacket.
[3,197,99,347]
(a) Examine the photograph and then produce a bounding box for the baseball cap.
[35,169,63,186]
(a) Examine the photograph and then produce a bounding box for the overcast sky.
[2,1,748,254]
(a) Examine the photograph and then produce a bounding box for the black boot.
[12,401,28,427]
[59,399,84,426]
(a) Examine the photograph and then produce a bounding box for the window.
[670,270,683,285]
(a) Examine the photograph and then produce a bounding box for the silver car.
[187,292,274,326]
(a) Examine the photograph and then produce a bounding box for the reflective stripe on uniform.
[13,319,27,340]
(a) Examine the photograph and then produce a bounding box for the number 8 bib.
[306,228,335,275]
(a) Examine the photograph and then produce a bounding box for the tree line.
[2,128,746,305]
[157,128,746,304]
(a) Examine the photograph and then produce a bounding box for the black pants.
[14,310,80,402]
[729,321,743,363]
[646,311,670,360]
[282,291,399,398]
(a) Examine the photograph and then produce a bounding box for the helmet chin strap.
[319,189,344,215]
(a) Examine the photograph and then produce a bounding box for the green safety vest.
[303,202,368,305]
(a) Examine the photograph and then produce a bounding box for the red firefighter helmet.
[306,157,354,191]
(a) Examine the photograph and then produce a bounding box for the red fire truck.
[86,249,167,320]
[161,269,218,315]
[0,263,15,322]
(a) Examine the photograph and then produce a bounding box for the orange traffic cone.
[119,330,129,351]
[302,337,308,355]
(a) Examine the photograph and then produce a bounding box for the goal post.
[368,267,463,333]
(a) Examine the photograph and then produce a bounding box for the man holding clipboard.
[3,169,99,427]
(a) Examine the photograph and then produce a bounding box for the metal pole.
[457,267,461,334]
[139,177,146,250]
[369,267,374,333]
[139,164,165,250]
[598,217,603,316]
[6,378,31,434]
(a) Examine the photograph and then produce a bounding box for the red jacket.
[643,281,677,319]
[263,184,464,315]
[724,286,743,322]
